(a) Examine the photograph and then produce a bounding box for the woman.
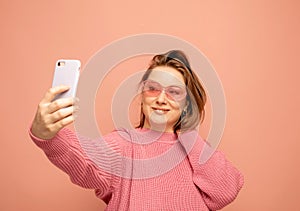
[30,50,244,210]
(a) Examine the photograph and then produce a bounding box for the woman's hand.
[31,85,78,140]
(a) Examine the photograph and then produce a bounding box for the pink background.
[1,0,300,210]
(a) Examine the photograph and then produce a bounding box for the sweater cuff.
[29,127,72,157]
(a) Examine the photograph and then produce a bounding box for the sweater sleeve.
[179,131,244,210]
[28,127,122,203]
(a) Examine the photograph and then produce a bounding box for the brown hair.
[137,50,207,134]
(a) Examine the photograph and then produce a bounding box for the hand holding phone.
[31,59,81,140]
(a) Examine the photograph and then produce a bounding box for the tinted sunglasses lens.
[143,81,162,97]
[142,81,186,101]
[166,87,186,100]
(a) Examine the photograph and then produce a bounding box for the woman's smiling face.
[141,65,187,132]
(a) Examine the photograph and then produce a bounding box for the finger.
[50,106,77,123]
[41,85,70,103]
[48,97,77,114]
[52,114,76,131]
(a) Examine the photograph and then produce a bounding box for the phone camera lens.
[58,61,65,67]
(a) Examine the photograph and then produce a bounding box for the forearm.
[29,127,120,191]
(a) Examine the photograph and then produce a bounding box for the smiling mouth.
[152,107,170,114]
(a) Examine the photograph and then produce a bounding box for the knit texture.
[29,127,244,211]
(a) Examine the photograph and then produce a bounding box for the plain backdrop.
[1,0,299,210]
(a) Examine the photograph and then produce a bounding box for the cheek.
[170,100,186,112]
[142,96,152,107]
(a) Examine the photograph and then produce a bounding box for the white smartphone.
[51,59,81,101]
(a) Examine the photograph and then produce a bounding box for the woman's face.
[141,66,187,132]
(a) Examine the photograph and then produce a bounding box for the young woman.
[30,50,244,210]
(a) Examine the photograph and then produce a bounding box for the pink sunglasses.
[141,80,187,101]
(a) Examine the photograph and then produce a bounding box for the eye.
[168,87,183,96]
[148,85,158,91]
[144,81,160,91]
[168,89,180,95]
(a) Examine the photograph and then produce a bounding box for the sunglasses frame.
[141,79,187,101]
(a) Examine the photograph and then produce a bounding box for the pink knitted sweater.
[29,127,243,211]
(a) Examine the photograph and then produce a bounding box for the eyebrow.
[145,79,186,88]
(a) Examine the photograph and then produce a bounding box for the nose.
[156,89,167,104]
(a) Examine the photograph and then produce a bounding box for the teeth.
[153,108,168,115]
[155,109,165,114]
